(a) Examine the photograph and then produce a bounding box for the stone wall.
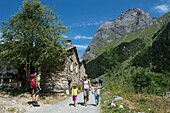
[0,62,20,90]
[42,46,83,92]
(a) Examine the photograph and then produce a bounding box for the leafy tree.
[0,0,67,84]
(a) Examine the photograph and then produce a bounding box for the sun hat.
[73,84,77,87]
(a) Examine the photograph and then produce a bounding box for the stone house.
[42,40,85,92]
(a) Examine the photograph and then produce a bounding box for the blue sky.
[0,0,170,57]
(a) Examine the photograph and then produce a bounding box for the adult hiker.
[35,72,42,103]
[30,72,42,106]
[81,74,92,106]
[30,72,37,103]
[93,78,98,85]
[99,77,103,86]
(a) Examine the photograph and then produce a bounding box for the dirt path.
[27,91,100,113]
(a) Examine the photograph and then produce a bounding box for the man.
[30,73,37,103]
[35,72,41,103]
[81,74,92,106]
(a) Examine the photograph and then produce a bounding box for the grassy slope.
[86,13,170,113]
[100,75,169,113]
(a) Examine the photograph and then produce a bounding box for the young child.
[92,85,100,106]
[72,83,79,107]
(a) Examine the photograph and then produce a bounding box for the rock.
[4,95,9,98]
[81,8,157,61]
[113,96,123,101]
[111,102,116,107]
[119,105,124,109]
[57,93,65,96]
[12,100,17,103]
[50,89,65,93]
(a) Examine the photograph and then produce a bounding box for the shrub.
[131,67,168,94]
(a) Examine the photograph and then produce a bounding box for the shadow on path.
[27,101,40,107]
[69,103,74,107]
[77,102,85,106]
[77,102,97,107]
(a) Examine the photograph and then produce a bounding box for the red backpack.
[30,74,37,88]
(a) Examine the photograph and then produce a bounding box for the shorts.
[83,89,90,101]
[73,95,77,101]
[33,87,40,95]
[95,95,99,102]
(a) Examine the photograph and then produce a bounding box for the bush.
[131,67,169,94]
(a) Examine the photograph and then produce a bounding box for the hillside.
[86,10,170,78]
[85,11,170,113]
[81,8,157,61]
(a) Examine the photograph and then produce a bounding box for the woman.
[81,74,92,106]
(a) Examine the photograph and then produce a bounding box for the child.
[92,85,100,106]
[72,84,79,107]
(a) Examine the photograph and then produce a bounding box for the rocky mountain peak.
[81,8,157,62]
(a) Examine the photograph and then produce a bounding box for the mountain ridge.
[81,8,157,61]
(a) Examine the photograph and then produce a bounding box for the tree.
[0,0,67,85]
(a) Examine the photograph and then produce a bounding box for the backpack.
[30,74,37,88]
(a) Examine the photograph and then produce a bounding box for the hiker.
[30,73,37,103]
[71,83,80,107]
[30,72,42,106]
[35,72,42,103]
[81,74,92,105]
[99,77,103,86]
[92,84,100,106]
[93,78,98,85]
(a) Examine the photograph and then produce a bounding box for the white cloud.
[74,35,93,40]
[154,4,169,13]
[73,44,88,50]
[69,19,106,28]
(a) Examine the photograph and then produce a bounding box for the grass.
[100,75,170,113]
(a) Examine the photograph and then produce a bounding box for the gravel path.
[27,91,100,113]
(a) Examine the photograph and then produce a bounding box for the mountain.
[81,8,157,61]
[84,9,170,113]
[85,10,170,78]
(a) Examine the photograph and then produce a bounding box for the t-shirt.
[83,80,90,89]
[72,88,78,96]
[36,76,41,84]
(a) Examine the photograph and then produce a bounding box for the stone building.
[42,40,85,92]
[79,59,86,79]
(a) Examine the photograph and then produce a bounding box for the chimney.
[66,40,72,47]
